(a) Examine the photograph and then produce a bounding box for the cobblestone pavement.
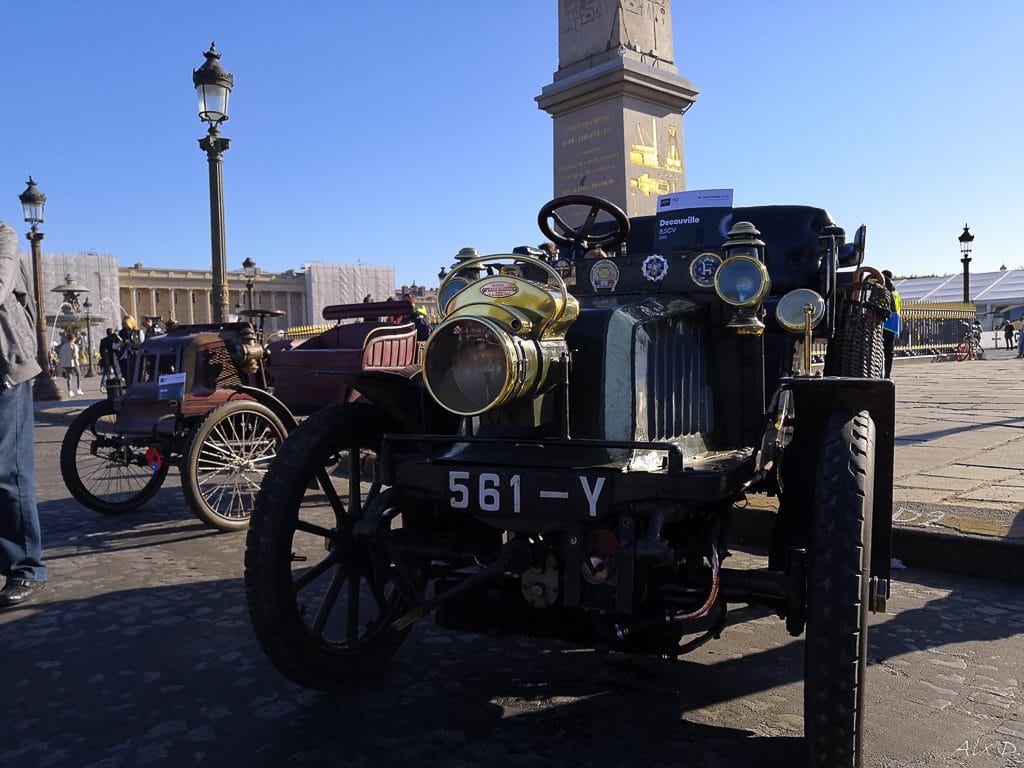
[1,403,1022,767]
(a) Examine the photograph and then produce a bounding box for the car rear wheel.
[805,409,874,768]
[181,400,288,532]
[244,403,423,691]
[60,400,169,514]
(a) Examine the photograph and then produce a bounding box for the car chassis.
[245,195,894,768]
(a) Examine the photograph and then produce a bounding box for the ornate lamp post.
[193,42,234,323]
[958,224,974,304]
[242,256,256,309]
[82,297,95,377]
[17,177,63,401]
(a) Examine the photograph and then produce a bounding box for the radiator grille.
[201,345,242,389]
[644,321,712,441]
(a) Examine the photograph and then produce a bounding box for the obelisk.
[537,0,698,217]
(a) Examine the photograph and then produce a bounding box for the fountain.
[46,274,102,366]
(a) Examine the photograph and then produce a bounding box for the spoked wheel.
[181,400,288,531]
[245,403,424,691]
[805,410,874,768]
[59,400,169,514]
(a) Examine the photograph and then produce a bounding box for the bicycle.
[955,323,985,361]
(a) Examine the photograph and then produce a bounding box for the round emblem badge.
[480,280,519,299]
[589,259,620,291]
[641,254,669,282]
[689,252,723,287]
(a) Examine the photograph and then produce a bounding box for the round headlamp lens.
[424,318,512,415]
[715,256,770,307]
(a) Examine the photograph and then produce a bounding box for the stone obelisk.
[537,0,699,217]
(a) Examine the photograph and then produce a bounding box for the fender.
[316,369,460,435]
[226,386,299,432]
[776,375,895,609]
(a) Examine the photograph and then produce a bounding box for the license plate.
[445,468,610,518]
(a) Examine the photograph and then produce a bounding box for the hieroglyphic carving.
[560,0,673,63]
[562,0,603,33]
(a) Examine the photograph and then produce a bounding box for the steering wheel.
[537,195,630,259]
[239,308,287,344]
[239,308,287,320]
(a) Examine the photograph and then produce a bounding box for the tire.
[181,400,288,531]
[805,409,874,768]
[244,403,423,691]
[60,400,169,514]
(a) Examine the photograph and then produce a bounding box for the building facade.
[118,264,308,332]
[28,250,405,336]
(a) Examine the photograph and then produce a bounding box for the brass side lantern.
[715,221,770,334]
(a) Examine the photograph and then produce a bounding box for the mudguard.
[316,369,460,435]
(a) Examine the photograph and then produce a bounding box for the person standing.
[117,315,140,382]
[1002,319,1015,350]
[57,332,83,396]
[98,327,118,388]
[0,219,48,607]
[881,270,902,379]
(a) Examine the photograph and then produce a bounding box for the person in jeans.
[0,219,48,607]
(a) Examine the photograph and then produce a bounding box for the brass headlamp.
[423,255,577,416]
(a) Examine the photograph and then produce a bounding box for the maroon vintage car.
[60,300,422,531]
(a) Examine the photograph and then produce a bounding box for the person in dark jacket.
[0,219,48,607]
[98,327,119,387]
[1002,319,1015,350]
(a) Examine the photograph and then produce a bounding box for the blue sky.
[1,1,1021,288]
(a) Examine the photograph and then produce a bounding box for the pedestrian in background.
[57,332,83,396]
[882,270,902,379]
[98,327,118,389]
[0,219,48,607]
[117,315,140,382]
[1002,319,1015,350]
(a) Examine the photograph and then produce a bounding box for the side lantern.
[716,221,770,334]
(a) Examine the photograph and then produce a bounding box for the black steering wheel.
[239,308,287,344]
[239,309,287,320]
[537,195,630,259]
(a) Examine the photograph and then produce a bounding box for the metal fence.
[895,301,976,354]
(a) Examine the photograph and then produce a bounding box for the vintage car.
[244,195,893,767]
[60,301,421,531]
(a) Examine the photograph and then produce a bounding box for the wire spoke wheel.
[60,400,169,514]
[245,403,422,691]
[182,400,288,531]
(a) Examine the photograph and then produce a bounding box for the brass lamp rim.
[422,315,518,417]
[714,255,771,307]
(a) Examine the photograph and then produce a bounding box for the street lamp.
[959,223,974,304]
[82,297,95,377]
[242,256,256,309]
[17,177,63,401]
[193,42,234,323]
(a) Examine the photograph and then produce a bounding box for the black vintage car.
[244,195,893,767]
